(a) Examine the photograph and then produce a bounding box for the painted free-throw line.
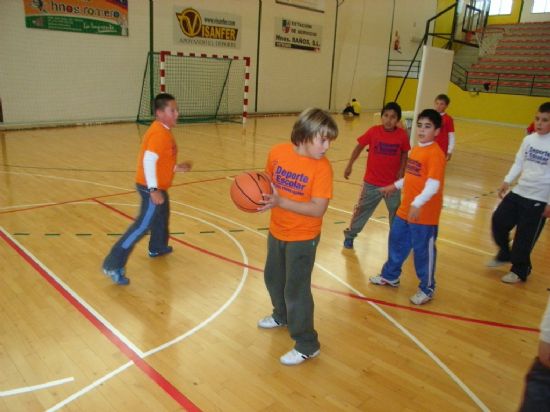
[0,228,201,412]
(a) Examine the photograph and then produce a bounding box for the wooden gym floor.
[0,113,548,411]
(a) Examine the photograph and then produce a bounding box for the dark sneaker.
[102,267,130,285]
[149,246,173,258]
[343,238,354,249]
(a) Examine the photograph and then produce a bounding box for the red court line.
[94,199,540,333]
[0,176,227,215]
[0,230,201,412]
[95,197,539,334]
[93,198,264,273]
[313,284,540,333]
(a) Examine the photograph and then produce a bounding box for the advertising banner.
[23,0,128,36]
[174,7,241,49]
[274,17,321,52]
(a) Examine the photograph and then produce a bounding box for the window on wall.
[532,0,550,13]
[487,0,513,15]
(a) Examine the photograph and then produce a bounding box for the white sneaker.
[280,348,320,366]
[369,275,400,287]
[501,272,522,284]
[486,258,508,268]
[409,290,432,305]
[257,315,286,329]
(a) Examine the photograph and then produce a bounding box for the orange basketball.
[230,171,273,213]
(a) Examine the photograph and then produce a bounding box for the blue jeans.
[103,184,170,271]
[380,216,438,296]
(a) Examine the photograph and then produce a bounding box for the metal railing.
[451,62,550,97]
[387,59,422,78]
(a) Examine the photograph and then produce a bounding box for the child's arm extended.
[344,144,365,179]
[408,178,440,221]
[498,139,527,198]
[258,185,329,217]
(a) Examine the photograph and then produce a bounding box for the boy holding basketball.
[102,93,192,285]
[434,94,455,161]
[487,102,550,284]
[369,109,446,305]
[342,102,410,249]
[258,108,338,365]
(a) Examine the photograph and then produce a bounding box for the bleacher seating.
[455,21,550,96]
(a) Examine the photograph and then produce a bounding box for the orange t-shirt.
[266,143,333,241]
[397,142,446,225]
[135,120,177,190]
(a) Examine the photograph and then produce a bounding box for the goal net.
[137,51,250,125]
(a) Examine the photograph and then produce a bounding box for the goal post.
[137,51,250,125]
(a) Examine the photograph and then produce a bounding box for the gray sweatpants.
[264,232,320,355]
[344,182,401,240]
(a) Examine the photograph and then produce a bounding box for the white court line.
[315,262,490,412]
[170,200,490,411]
[141,208,249,357]
[45,363,132,412]
[0,377,74,397]
[0,202,57,211]
[0,171,128,191]
[328,205,494,256]
[1,227,145,358]
[45,202,249,410]
[2,169,489,410]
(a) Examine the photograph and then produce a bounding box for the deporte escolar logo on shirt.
[174,7,241,48]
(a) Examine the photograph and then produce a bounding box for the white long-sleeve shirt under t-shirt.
[504,132,550,204]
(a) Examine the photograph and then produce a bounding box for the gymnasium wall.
[0,0,439,126]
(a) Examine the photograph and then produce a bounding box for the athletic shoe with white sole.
[501,272,522,284]
[409,290,432,305]
[102,267,130,285]
[257,315,286,329]
[369,274,400,287]
[280,348,320,366]
[149,246,173,258]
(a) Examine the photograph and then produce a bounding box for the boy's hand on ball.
[258,184,279,212]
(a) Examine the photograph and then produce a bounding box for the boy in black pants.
[488,102,550,283]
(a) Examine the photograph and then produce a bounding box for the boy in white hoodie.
[488,102,550,283]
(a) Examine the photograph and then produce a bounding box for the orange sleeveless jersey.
[397,143,446,225]
[266,143,333,241]
[135,120,177,190]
